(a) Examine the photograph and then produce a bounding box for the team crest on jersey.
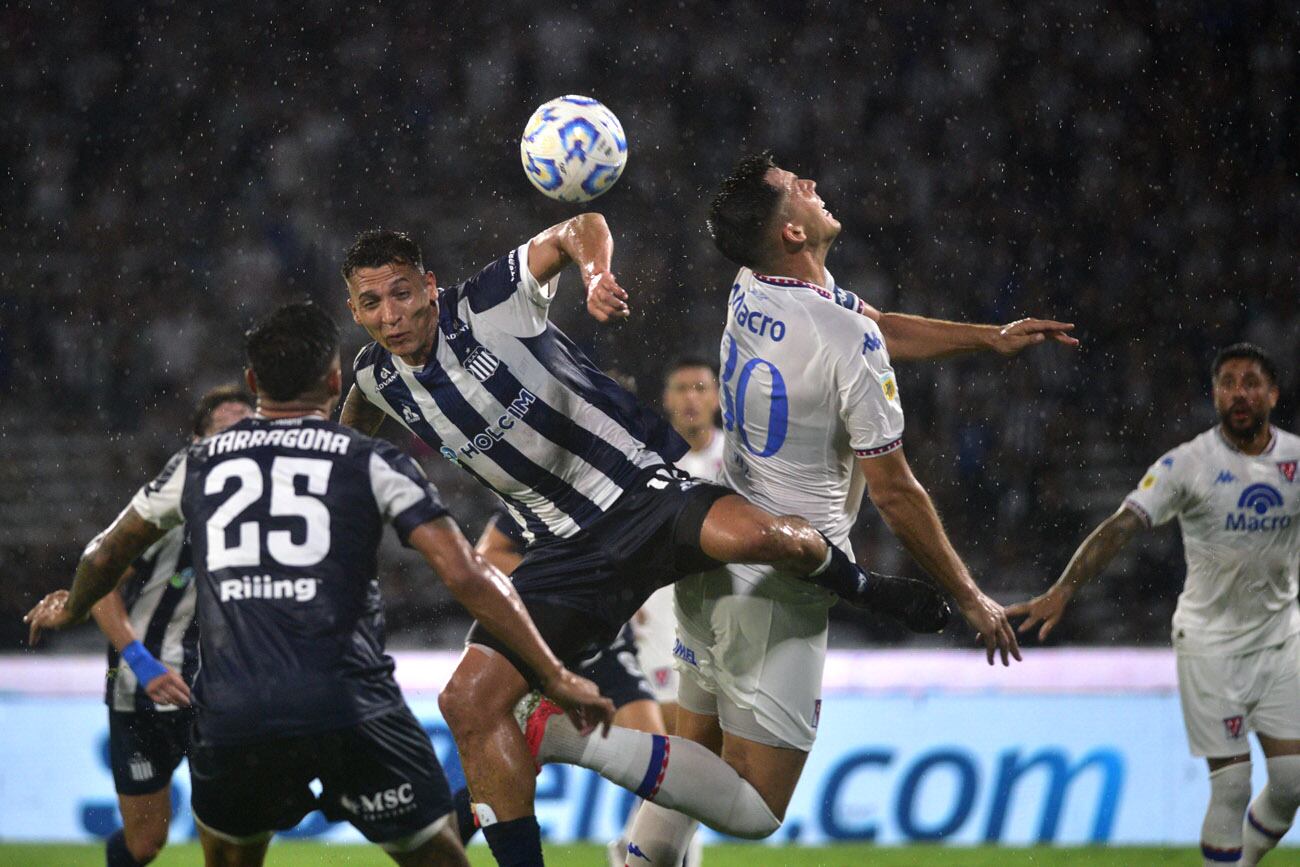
[1279,461,1297,483]
[464,347,500,382]
[1224,715,1245,740]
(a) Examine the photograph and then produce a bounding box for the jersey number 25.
[204,457,332,571]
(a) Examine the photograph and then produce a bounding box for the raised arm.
[1006,504,1147,641]
[25,508,165,645]
[339,383,387,436]
[859,447,1021,666]
[875,313,1078,362]
[407,517,614,728]
[526,213,629,323]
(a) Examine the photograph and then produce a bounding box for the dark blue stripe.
[1248,809,1285,840]
[635,735,669,799]
[456,251,521,314]
[376,362,553,541]
[135,541,195,710]
[443,327,645,492]
[1200,844,1241,862]
[519,324,686,463]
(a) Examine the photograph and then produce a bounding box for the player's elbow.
[867,477,925,516]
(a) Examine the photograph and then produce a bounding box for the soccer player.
[1009,343,1300,867]
[90,384,253,867]
[25,302,612,867]
[619,152,1079,864]
[338,222,959,865]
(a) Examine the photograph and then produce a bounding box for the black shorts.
[467,465,732,685]
[574,624,655,709]
[190,705,452,847]
[108,708,194,796]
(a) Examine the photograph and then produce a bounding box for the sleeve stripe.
[368,450,432,522]
[1121,498,1154,527]
[854,437,903,459]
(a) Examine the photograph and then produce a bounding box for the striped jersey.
[353,242,686,544]
[105,526,199,713]
[719,267,904,554]
[130,416,449,744]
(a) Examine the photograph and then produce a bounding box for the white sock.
[1243,755,1300,865]
[540,716,779,839]
[1203,762,1251,865]
[621,799,699,866]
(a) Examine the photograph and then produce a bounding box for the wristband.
[121,640,167,686]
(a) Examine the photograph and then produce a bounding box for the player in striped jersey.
[90,385,253,867]
[338,220,951,866]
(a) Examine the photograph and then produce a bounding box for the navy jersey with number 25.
[130,416,447,745]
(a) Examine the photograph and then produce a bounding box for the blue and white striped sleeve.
[368,441,450,544]
[459,244,558,337]
[129,449,188,530]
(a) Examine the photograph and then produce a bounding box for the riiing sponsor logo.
[218,575,319,602]
[460,388,537,460]
[338,783,416,819]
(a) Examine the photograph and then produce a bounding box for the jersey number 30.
[204,457,333,570]
[721,336,788,457]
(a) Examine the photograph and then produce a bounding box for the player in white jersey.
[620,152,1081,865]
[1010,344,1300,866]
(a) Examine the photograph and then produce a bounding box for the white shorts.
[672,564,834,751]
[633,586,680,702]
[1177,632,1300,758]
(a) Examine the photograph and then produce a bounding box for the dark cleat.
[851,569,951,633]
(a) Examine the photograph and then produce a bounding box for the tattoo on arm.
[1058,506,1145,592]
[66,510,166,622]
[340,385,385,436]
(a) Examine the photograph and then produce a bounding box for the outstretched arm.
[25,509,165,645]
[875,314,1078,361]
[408,518,614,730]
[860,447,1021,666]
[526,213,629,323]
[1006,504,1147,640]
[339,384,387,436]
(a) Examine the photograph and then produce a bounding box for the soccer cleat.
[852,569,951,633]
[524,697,566,775]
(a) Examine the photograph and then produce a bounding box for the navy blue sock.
[482,815,544,867]
[806,533,866,601]
[452,786,479,843]
[106,829,144,867]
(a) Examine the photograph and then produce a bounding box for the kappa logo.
[1224,715,1245,740]
[1215,471,1237,485]
[626,843,651,862]
[464,347,500,382]
[1279,461,1298,483]
[862,332,883,354]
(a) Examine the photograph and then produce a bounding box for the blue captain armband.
[121,640,168,686]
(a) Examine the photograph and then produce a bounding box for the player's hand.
[1005,585,1074,642]
[540,668,616,736]
[23,589,76,646]
[586,270,630,323]
[145,667,192,708]
[990,319,1079,356]
[958,591,1022,667]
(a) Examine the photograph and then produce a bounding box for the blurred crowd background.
[2,0,1295,651]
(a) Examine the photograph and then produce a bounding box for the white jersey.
[353,243,680,544]
[675,428,726,481]
[1124,426,1300,656]
[718,268,904,555]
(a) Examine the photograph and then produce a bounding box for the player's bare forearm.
[877,313,997,361]
[528,213,612,284]
[90,587,139,652]
[339,385,386,436]
[870,476,980,604]
[67,510,166,623]
[1054,505,1146,595]
[410,519,564,684]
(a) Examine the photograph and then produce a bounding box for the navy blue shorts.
[108,708,194,796]
[574,624,655,709]
[189,705,451,845]
[467,465,732,685]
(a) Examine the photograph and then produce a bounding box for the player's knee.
[437,682,474,735]
[721,782,782,840]
[1208,761,1253,815]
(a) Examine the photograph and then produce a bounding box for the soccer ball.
[520,95,627,203]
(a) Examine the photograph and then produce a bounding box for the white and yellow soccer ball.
[520,95,627,203]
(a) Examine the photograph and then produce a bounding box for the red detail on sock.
[1248,807,1287,840]
[647,738,671,799]
[524,698,565,776]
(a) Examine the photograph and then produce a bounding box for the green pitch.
[5,843,1300,866]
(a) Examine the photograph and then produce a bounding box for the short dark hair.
[244,303,340,401]
[665,355,718,380]
[191,384,255,437]
[1212,342,1278,385]
[707,152,783,269]
[341,230,425,282]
